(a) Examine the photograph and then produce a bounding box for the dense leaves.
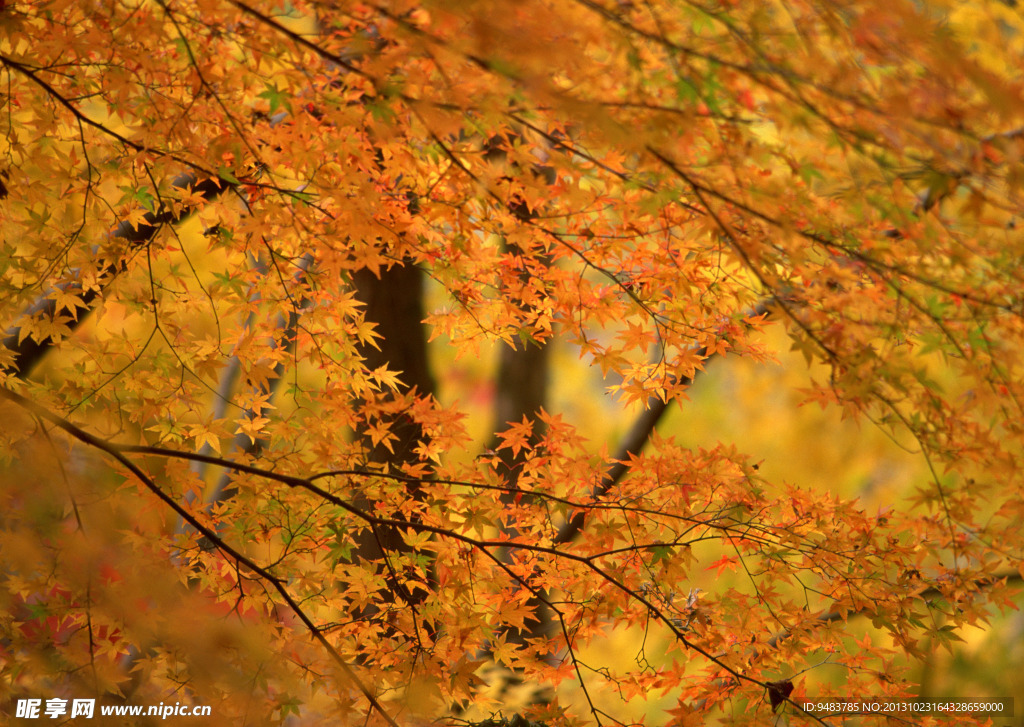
[2,0,1024,724]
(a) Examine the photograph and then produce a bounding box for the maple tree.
[2,0,1024,724]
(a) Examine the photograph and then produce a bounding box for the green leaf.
[798,164,825,185]
[650,545,674,565]
[217,167,241,185]
[258,82,292,114]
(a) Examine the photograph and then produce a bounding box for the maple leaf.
[122,207,151,231]
[188,427,222,455]
[705,554,739,577]
[766,679,795,713]
[236,415,270,444]
[495,416,535,458]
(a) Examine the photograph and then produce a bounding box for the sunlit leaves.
[2,0,1024,724]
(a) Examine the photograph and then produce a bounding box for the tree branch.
[2,173,231,378]
[555,300,771,545]
[0,385,399,727]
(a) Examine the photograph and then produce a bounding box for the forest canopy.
[3,0,1024,724]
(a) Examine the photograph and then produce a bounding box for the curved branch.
[555,300,771,545]
[2,172,232,378]
[0,386,399,727]
[0,53,221,179]
[0,385,797,715]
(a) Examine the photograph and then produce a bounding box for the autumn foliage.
[2,0,1024,724]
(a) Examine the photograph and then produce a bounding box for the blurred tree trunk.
[351,262,436,612]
